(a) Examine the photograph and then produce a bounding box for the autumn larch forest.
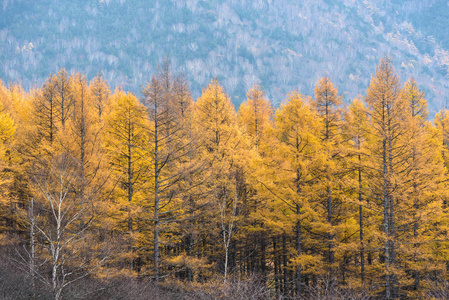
[1,57,449,299]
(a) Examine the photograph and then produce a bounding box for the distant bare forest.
[1,0,449,114]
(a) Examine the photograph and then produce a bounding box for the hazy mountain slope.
[1,0,449,113]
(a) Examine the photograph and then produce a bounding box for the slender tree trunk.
[240,242,245,277]
[324,99,335,294]
[154,114,160,282]
[245,239,250,276]
[29,198,36,300]
[60,81,66,130]
[222,190,237,282]
[283,234,288,297]
[274,237,279,297]
[413,181,419,290]
[231,240,237,278]
[53,209,62,300]
[187,231,193,281]
[79,85,86,228]
[359,152,365,284]
[383,135,391,300]
[50,93,54,143]
[388,110,396,299]
[327,183,335,293]
[294,138,302,297]
[261,235,266,283]
[128,116,134,270]
[296,204,302,298]
[224,241,229,280]
[186,124,195,281]
[389,191,395,298]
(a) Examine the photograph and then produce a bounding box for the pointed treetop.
[402,78,428,121]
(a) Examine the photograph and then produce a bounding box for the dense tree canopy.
[1,58,449,299]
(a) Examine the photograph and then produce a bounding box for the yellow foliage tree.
[194,79,243,281]
[237,85,273,150]
[259,92,322,297]
[342,98,373,286]
[103,89,151,272]
[400,79,447,297]
[312,76,343,291]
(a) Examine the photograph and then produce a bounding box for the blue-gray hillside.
[1,0,449,114]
